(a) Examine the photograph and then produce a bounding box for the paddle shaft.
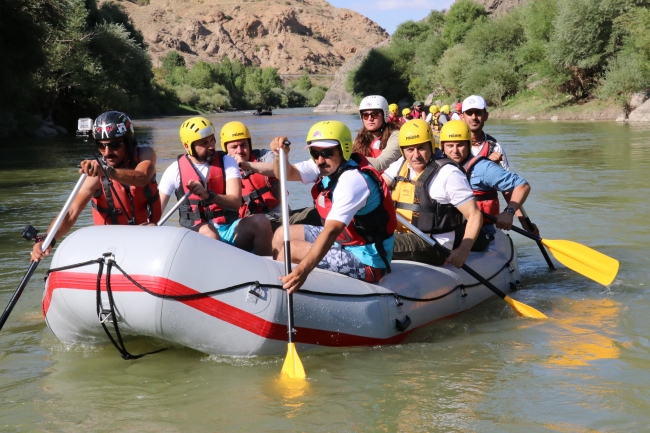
[519,207,555,270]
[279,144,296,344]
[158,191,191,226]
[0,173,88,331]
[395,214,510,301]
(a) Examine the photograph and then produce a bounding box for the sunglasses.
[309,148,336,160]
[96,140,124,151]
[361,111,383,120]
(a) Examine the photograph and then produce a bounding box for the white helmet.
[359,95,389,122]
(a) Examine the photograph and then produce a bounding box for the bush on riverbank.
[156,53,328,111]
[347,0,650,110]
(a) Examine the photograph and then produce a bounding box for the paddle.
[278,140,306,380]
[482,212,619,286]
[157,191,191,226]
[0,174,88,331]
[395,214,548,319]
[519,206,555,270]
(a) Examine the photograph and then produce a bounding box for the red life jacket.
[311,153,397,272]
[411,109,424,120]
[387,114,400,125]
[369,137,382,158]
[174,152,239,227]
[92,148,161,225]
[239,149,281,218]
[462,142,500,224]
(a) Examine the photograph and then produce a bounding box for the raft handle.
[395,315,411,332]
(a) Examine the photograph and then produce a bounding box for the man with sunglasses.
[31,111,161,262]
[269,120,396,294]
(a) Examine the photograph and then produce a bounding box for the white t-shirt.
[159,155,241,197]
[384,157,475,248]
[451,112,461,120]
[471,140,510,171]
[294,159,370,226]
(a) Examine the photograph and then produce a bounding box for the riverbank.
[488,91,624,121]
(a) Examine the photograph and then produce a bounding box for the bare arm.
[280,219,346,294]
[159,192,171,214]
[270,136,302,181]
[445,199,482,268]
[365,131,401,172]
[496,183,530,230]
[79,146,157,188]
[186,177,242,211]
[30,177,100,261]
[238,159,275,177]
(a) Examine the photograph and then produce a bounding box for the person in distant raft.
[31,111,161,262]
[387,103,401,125]
[220,120,320,228]
[270,120,396,293]
[400,108,413,124]
[425,105,441,132]
[352,95,401,172]
[441,120,531,237]
[383,119,485,268]
[158,117,272,255]
[411,101,425,120]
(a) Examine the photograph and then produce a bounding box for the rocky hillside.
[463,0,528,15]
[111,0,389,74]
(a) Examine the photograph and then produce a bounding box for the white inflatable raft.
[43,226,521,357]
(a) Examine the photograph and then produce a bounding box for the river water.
[1,108,649,432]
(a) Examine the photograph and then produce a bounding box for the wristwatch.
[504,207,516,215]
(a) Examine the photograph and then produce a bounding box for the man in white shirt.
[270,120,396,294]
[158,117,272,255]
[462,95,510,170]
[383,119,484,267]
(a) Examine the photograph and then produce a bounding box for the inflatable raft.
[43,226,521,356]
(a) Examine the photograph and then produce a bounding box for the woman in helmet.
[387,103,400,124]
[352,95,401,172]
[269,120,396,293]
[382,119,484,268]
[157,117,272,256]
[31,111,161,261]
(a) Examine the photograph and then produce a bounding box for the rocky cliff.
[464,0,529,15]
[110,0,389,74]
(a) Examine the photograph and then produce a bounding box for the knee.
[250,214,272,234]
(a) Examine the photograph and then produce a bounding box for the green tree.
[442,0,488,45]
[295,72,312,91]
[161,50,186,72]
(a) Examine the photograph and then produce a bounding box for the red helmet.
[455,102,463,112]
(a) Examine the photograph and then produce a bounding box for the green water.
[1,109,649,432]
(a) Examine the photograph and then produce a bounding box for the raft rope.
[44,236,515,359]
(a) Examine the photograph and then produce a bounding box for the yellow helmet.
[439,120,471,144]
[429,105,440,114]
[306,120,353,161]
[179,117,216,156]
[220,121,251,152]
[388,103,399,114]
[398,119,434,153]
[402,108,411,116]
[440,105,450,115]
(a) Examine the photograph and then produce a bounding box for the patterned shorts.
[303,225,368,281]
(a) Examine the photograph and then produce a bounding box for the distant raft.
[43,226,521,356]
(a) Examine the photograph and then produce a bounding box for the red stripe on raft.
[44,272,411,347]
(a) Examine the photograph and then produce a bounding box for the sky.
[327,0,456,34]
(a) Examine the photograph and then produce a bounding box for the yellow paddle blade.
[542,239,619,286]
[504,295,548,319]
[281,343,306,380]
